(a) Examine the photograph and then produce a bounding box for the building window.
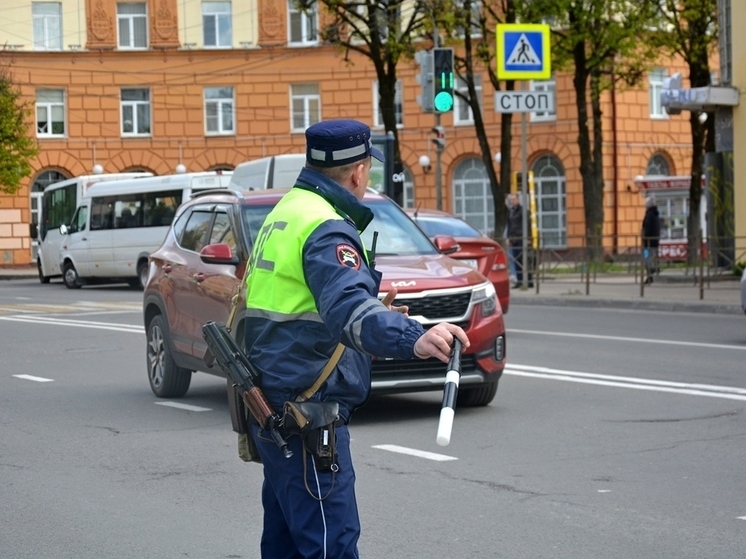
[531,155,567,248]
[205,87,235,134]
[288,0,317,45]
[373,80,403,128]
[36,89,66,137]
[452,157,494,237]
[649,68,668,119]
[117,3,148,49]
[290,83,321,131]
[455,0,482,38]
[454,74,482,126]
[121,88,151,136]
[658,195,688,241]
[203,1,232,47]
[32,2,62,50]
[646,153,671,176]
[530,77,556,122]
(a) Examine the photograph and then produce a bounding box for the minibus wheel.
[62,262,82,289]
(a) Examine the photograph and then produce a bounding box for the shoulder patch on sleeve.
[336,244,361,270]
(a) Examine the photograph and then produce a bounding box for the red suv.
[143,188,506,407]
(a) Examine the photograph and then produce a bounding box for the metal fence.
[510,233,746,301]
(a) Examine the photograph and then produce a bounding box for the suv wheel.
[62,262,82,289]
[37,259,50,284]
[147,314,192,398]
[457,380,498,407]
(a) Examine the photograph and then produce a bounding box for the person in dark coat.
[642,196,661,284]
[507,193,532,288]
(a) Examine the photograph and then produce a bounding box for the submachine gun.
[202,321,292,458]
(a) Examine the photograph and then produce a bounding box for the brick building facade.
[1,0,695,267]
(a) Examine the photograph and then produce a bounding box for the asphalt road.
[1,279,745,559]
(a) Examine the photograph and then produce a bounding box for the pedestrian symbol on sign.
[507,34,539,65]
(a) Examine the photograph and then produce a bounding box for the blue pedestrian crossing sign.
[496,24,551,80]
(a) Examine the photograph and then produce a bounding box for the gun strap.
[296,343,345,402]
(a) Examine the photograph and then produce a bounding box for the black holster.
[283,401,339,472]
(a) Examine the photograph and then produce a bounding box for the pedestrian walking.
[243,119,470,559]
[642,196,661,284]
[507,193,532,288]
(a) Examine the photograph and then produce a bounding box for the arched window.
[646,153,670,176]
[32,169,69,192]
[209,165,234,173]
[452,158,494,236]
[531,155,567,248]
[30,169,70,259]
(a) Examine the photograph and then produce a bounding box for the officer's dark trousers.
[251,422,360,559]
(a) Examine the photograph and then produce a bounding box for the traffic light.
[414,50,434,113]
[431,126,445,150]
[433,48,454,113]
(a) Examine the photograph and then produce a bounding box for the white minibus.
[35,173,153,282]
[227,154,305,191]
[58,171,232,289]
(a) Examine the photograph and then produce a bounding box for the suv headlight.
[471,282,497,317]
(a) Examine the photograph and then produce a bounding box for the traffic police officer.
[244,119,469,559]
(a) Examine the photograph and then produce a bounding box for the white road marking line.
[738,516,746,520]
[597,490,611,493]
[0,315,143,334]
[509,328,746,352]
[506,365,746,402]
[13,374,54,382]
[154,402,212,412]
[372,444,457,462]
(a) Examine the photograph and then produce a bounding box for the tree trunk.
[588,70,605,260]
[572,41,596,260]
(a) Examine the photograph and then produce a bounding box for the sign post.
[496,23,551,289]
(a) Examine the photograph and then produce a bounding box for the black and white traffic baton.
[436,339,462,446]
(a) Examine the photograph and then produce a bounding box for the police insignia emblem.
[336,244,361,269]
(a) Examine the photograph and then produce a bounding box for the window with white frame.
[36,89,65,137]
[205,87,235,134]
[202,2,232,47]
[373,80,403,128]
[531,154,567,248]
[121,88,151,136]
[288,0,317,45]
[455,0,482,39]
[32,3,62,50]
[530,77,556,122]
[452,157,494,237]
[454,74,482,125]
[290,83,320,131]
[117,3,148,49]
[649,68,668,119]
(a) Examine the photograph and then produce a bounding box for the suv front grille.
[394,292,471,321]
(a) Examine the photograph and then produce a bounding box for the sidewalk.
[509,270,744,315]
[2,264,744,315]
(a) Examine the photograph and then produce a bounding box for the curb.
[511,294,743,315]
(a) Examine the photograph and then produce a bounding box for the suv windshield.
[241,198,439,256]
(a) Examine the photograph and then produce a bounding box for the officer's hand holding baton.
[413,322,469,363]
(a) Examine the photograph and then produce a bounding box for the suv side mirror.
[433,235,460,255]
[59,224,69,235]
[29,223,38,240]
[200,243,240,266]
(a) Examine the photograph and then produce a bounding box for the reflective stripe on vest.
[245,188,343,317]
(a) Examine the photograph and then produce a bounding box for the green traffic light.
[434,91,454,112]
